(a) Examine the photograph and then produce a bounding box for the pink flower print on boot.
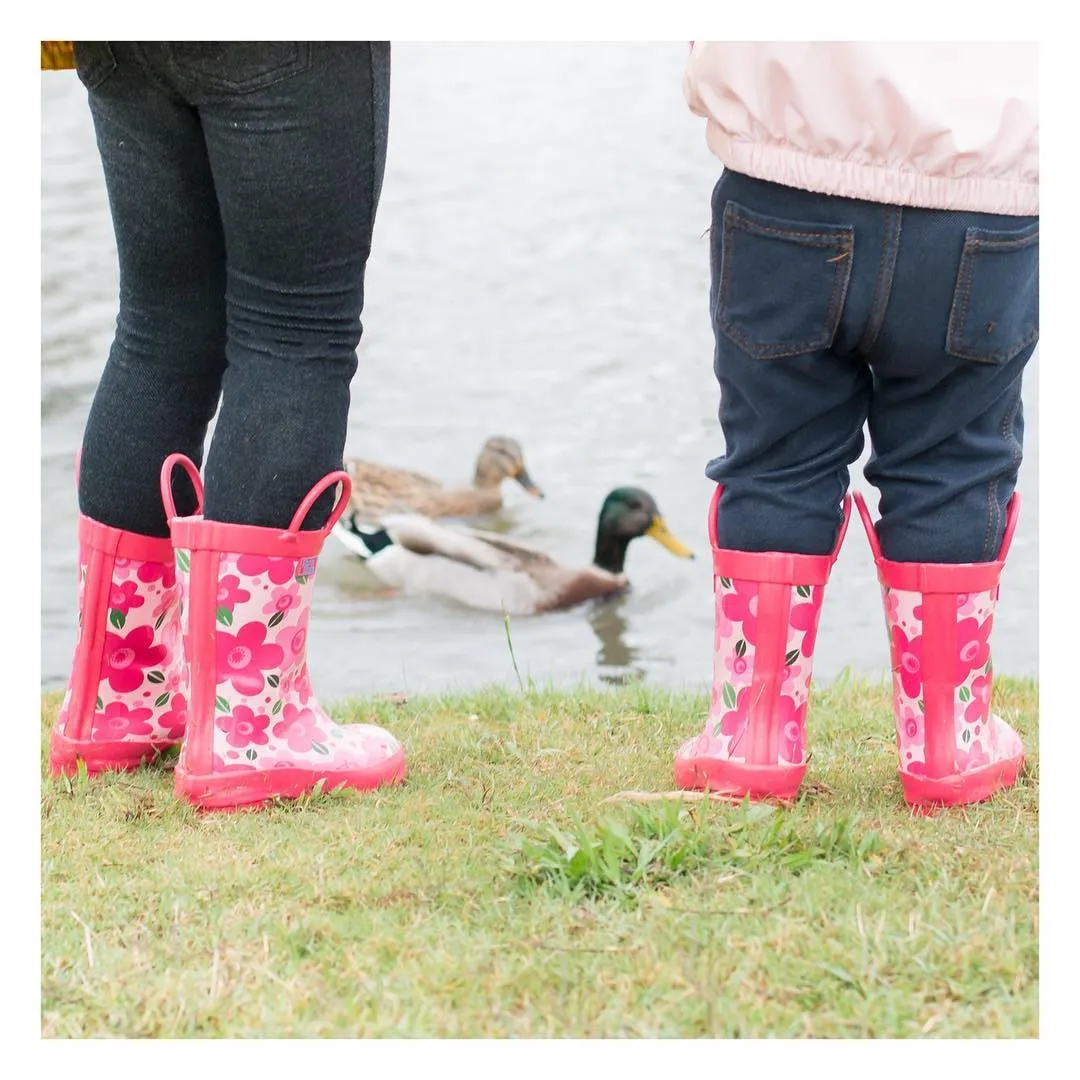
[956,617,992,683]
[885,588,900,624]
[92,701,154,742]
[217,705,271,750]
[955,739,991,773]
[964,673,993,726]
[101,625,168,694]
[721,580,759,645]
[293,667,314,706]
[275,615,309,661]
[789,592,822,657]
[236,554,296,585]
[723,650,752,686]
[216,622,285,696]
[781,663,804,698]
[108,580,145,617]
[273,704,329,754]
[779,698,807,766]
[158,694,188,741]
[138,559,176,589]
[153,585,179,623]
[899,705,921,744]
[263,582,301,618]
[716,685,752,750]
[891,626,923,700]
[713,593,734,642]
[216,574,251,613]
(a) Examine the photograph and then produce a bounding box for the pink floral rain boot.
[854,492,1025,810]
[50,469,190,776]
[161,454,406,810]
[674,485,851,801]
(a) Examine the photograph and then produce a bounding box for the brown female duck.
[344,435,543,522]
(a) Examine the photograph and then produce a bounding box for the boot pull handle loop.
[707,484,722,549]
[710,483,853,564]
[832,494,853,563]
[286,471,353,538]
[160,454,205,521]
[997,492,1021,563]
[854,490,1021,566]
[852,490,882,563]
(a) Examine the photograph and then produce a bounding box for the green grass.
[40,675,1039,1038]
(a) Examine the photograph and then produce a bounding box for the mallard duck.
[344,435,543,522]
[331,487,694,615]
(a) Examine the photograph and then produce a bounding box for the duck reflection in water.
[588,594,645,686]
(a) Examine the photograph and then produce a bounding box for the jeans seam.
[856,206,902,359]
[946,234,978,359]
[982,397,1020,561]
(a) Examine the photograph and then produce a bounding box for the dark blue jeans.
[706,170,1038,564]
[73,41,389,534]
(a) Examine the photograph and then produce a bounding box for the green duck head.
[593,487,694,574]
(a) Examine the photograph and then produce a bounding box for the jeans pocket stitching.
[718,202,854,360]
[166,42,313,95]
[74,41,117,91]
[946,229,1039,364]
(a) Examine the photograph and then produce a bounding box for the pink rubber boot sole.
[174,749,407,810]
[902,755,1023,812]
[674,753,806,803]
[49,732,175,777]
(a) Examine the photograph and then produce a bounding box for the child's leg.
[703,170,876,555]
[864,209,1037,563]
[192,41,389,529]
[76,42,227,537]
[857,207,1037,808]
[146,44,402,807]
[677,170,890,798]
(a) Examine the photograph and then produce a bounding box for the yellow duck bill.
[646,517,694,559]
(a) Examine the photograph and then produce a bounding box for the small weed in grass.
[721,808,884,873]
[510,800,713,900]
[511,801,884,901]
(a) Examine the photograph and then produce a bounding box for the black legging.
[74,41,389,536]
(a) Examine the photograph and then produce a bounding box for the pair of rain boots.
[49,454,405,810]
[674,486,1025,810]
[51,459,1025,811]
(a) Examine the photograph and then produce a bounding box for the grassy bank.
[40,675,1038,1038]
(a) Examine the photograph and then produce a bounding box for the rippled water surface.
[40,43,1039,701]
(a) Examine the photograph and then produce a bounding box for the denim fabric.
[705,169,1038,563]
[73,41,390,534]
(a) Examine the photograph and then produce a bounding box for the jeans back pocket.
[946,220,1039,364]
[163,42,313,96]
[717,201,854,360]
[74,42,117,90]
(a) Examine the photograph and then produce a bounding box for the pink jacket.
[684,42,1038,216]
